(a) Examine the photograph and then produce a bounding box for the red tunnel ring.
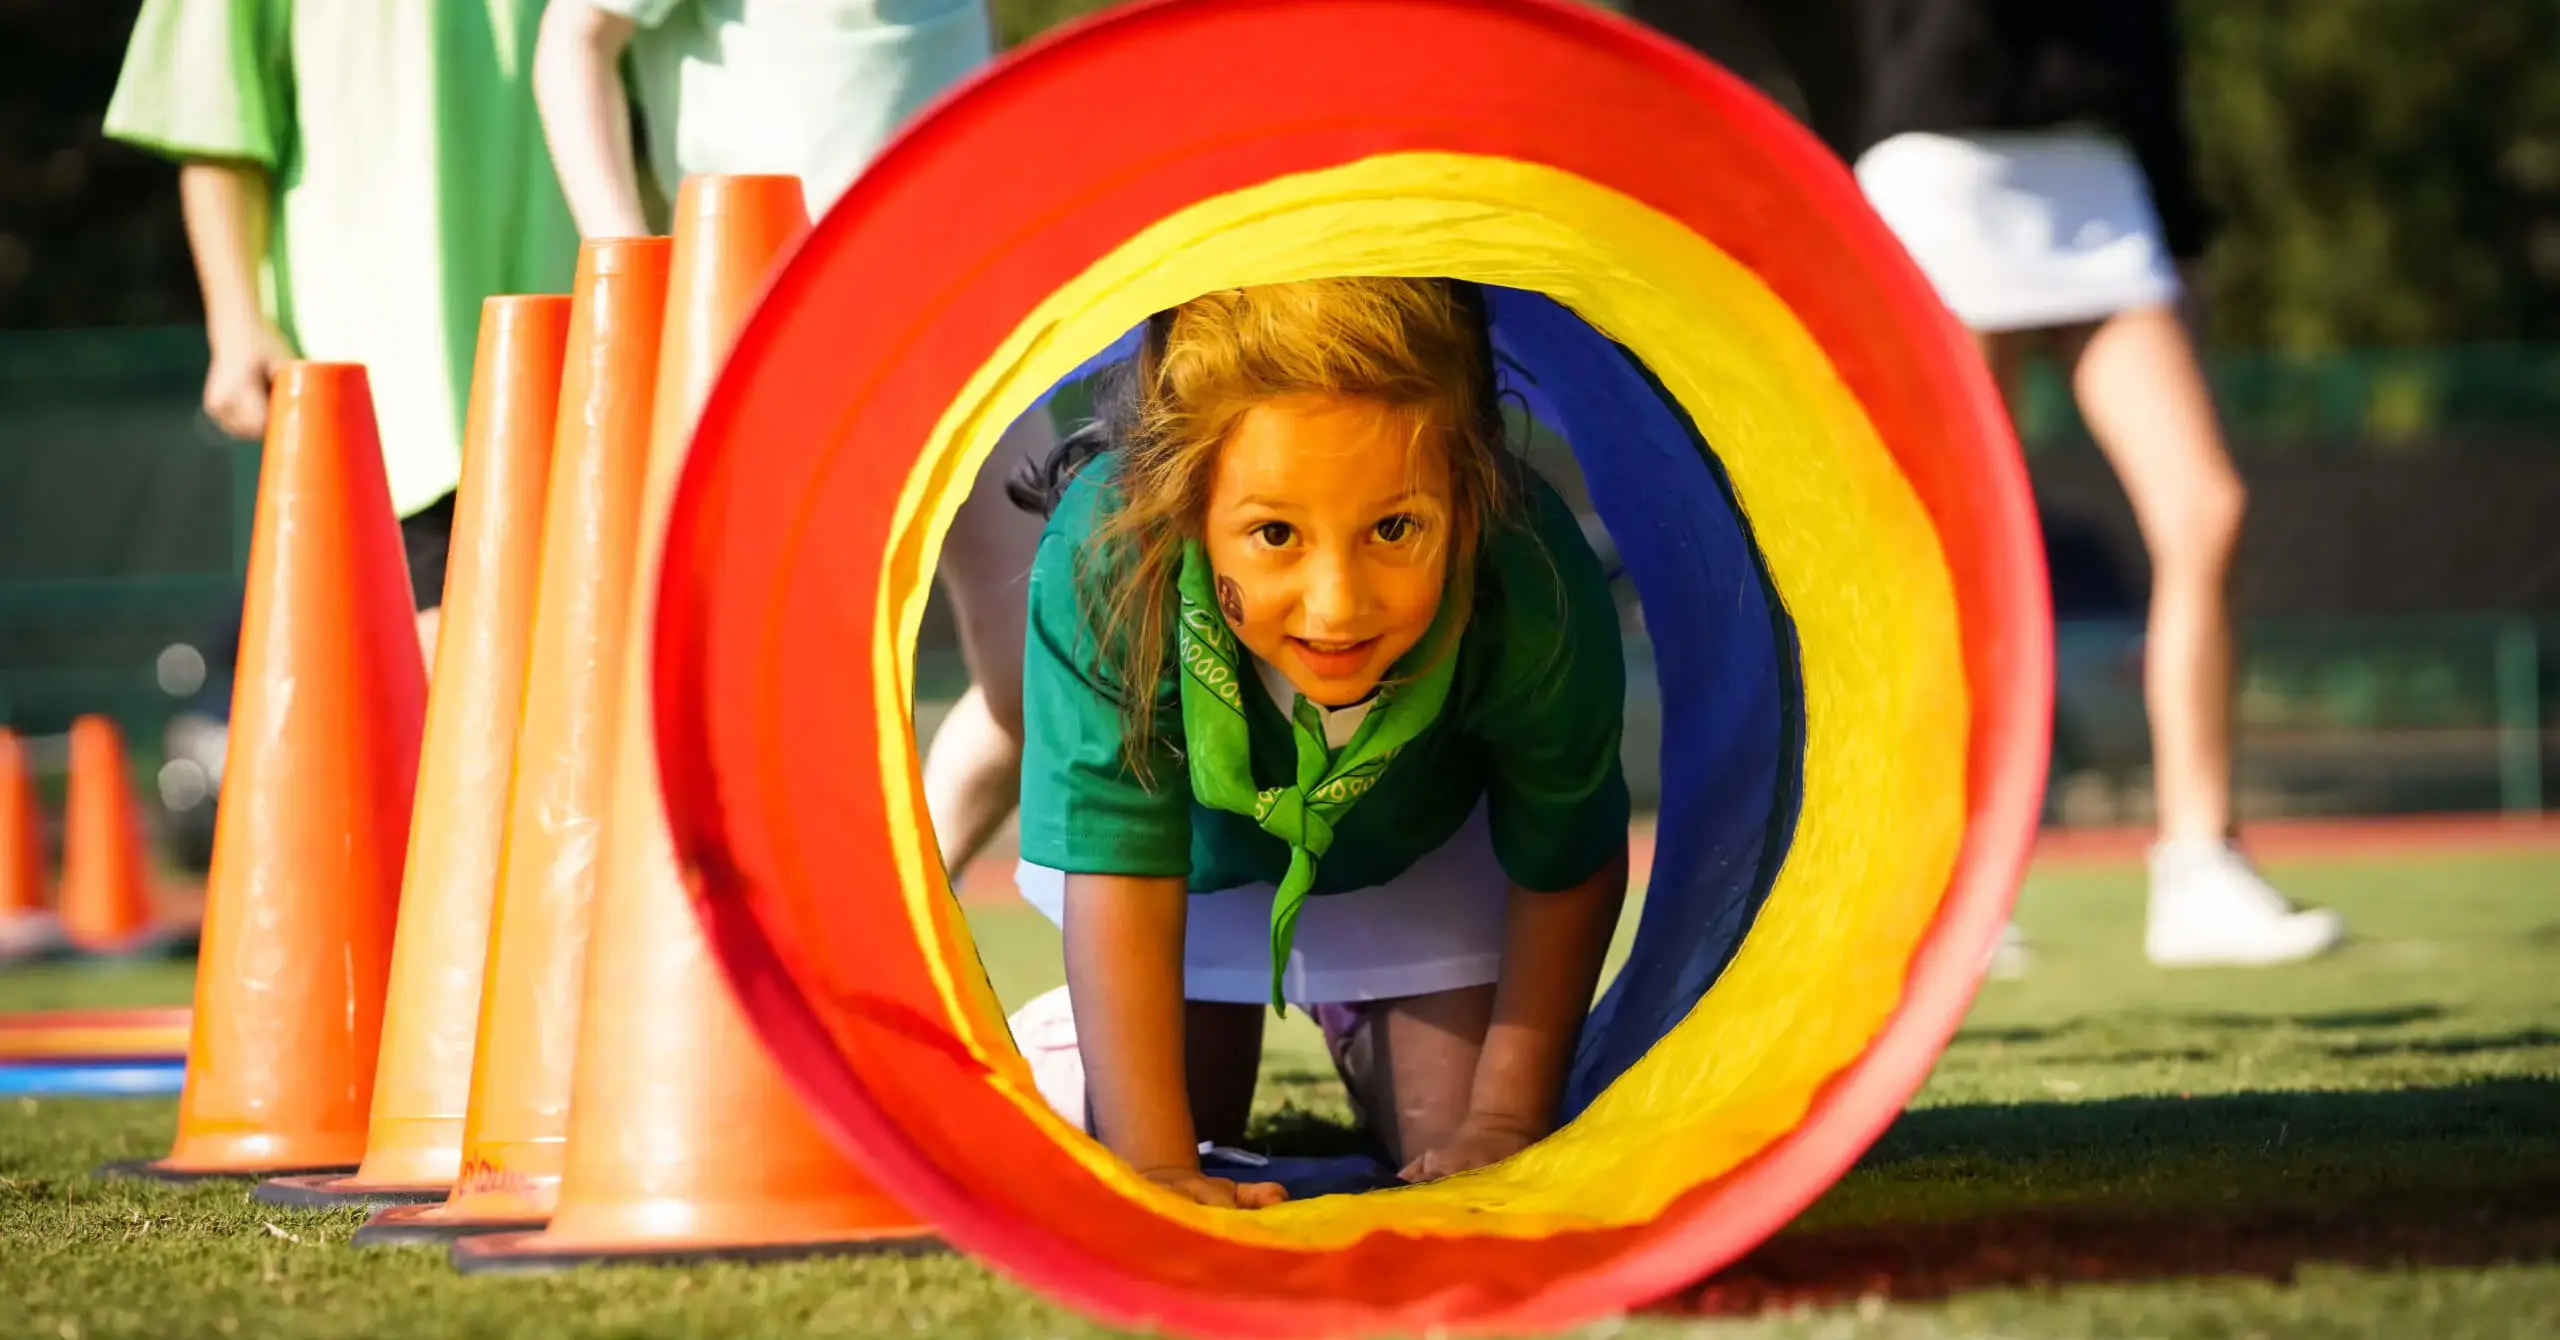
[652,0,2051,1335]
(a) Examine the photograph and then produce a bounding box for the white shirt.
[1251,655,1375,750]
[593,0,994,221]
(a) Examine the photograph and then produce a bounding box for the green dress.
[104,0,580,519]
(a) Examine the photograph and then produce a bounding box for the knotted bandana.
[1173,541,1461,1012]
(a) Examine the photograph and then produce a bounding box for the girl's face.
[1202,393,1453,707]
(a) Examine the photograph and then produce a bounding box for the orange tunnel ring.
[652,0,2051,1335]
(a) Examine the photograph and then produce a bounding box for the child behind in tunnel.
[1005,278,1630,1209]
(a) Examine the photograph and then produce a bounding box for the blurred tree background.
[4,0,2558,352]
[0,0,203,327]
[2182,0,2560,351]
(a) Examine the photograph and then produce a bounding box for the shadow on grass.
[1247,1068,1376,1160]
[1953,1004,2458,1051]
[2032,1047,2218,1066]
[1653,1077,2560,1314]
[2327,1028,2560,1059]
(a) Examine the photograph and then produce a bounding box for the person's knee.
[926,684,1023,779]
[977,672,1026,741]
[939,548,1032,743]
[2151,468,2247,573]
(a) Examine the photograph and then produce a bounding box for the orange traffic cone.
[257,297,573,1209]
[455,176,933,1272]
[105,363,427,1182]
[58,715,158,955]
[0,727,64,964]
[357,239,671,1247]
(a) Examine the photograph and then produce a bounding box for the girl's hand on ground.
[203,320,296,440]
[1141,1166,1288,1209]
[1399,1116,1539,1183]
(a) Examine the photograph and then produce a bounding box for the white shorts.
[1855,127,2183,333]
[1013,805,1509,1005]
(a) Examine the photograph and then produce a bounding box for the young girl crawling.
[1007,278,1629,1209]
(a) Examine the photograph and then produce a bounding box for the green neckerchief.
[1173,541,1462,1012]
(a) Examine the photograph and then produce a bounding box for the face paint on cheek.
[1216,575,1245,628]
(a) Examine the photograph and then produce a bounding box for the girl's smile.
[1285,635,1382,683]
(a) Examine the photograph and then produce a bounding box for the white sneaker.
[2144,840,2345,968]
[1006,984,1086,1130]
[1985,922,2032,980]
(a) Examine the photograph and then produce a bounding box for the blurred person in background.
[1627,0,2344,969]
[104,0,580,662]
[532,0,1052,875]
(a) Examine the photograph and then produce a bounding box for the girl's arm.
[179,159,295,440]
[1063,872,1284,1209]
[533,1,652,239]
[1402,845,1628,1183]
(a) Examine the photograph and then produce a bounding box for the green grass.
[3,850,2555,1339]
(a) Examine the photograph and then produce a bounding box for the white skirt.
[1854,127,2183,333]
[1013,805,1509,1006]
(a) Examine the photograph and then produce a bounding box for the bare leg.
[1330,985,1496,1169]
[2060,305,2246,844]
[1969,314,2335,967]
[1184,1001,1266,1148]
[924,684,1018,864]
[923,411,1054,869]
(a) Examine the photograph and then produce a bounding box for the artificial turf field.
[3,845,2554,1339]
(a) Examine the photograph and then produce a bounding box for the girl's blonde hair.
[1019,277,1516,777]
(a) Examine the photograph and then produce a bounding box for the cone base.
[99,1158,361,1184]
[449,1226,944,1274]
[353,1200,544,1248]
[253,1174,450,1209]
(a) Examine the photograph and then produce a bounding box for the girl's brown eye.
[1374,514,1420,543]
[1255,521,1295,547]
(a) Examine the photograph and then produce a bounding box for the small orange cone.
[106,363,427,1182]
[357,239,672,1247]
[0,727,64,963]
[58,715,158,955]
[0,729,41,915]
[455,176,934,1272]
[257,297,573,1209]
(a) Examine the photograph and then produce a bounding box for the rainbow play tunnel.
[648,0,2051,1335]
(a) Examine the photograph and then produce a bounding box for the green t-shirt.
[1019,461,1630,896]
[104,0,579,518]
